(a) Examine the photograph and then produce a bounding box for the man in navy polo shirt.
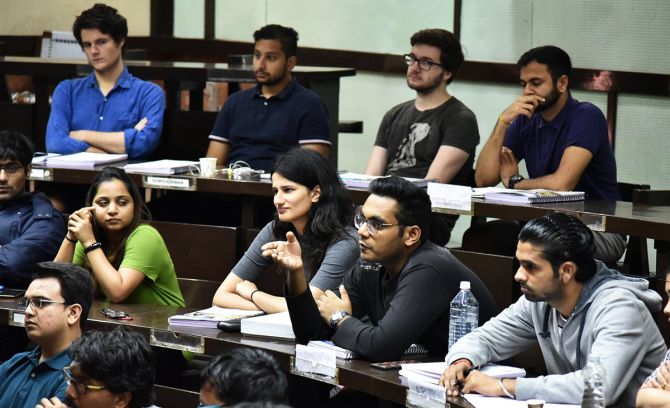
[472,45,624,263]
[205,24,330,172]
[46,4,164,160]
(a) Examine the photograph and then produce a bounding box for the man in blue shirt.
[46,4,164,160]
[0,262,94,408]
[472,46,625,262]
[205,24,330,172]
[0,131,65,289]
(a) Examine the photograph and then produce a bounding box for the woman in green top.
[55,166,184,307]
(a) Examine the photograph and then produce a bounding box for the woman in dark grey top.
[213,148,358,313]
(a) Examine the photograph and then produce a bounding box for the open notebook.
[484,189,585,204]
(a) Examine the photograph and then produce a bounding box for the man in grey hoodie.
[439,212,666,406]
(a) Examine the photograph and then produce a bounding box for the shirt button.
[100,116,104,120]
[30,373,36,378]
[264,101,268,106]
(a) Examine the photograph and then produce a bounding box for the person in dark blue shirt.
[45,4,164,160]
[0,262,93,408]
[0,130,65,289]
[205,24,330,173]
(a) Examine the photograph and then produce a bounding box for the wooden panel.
[177,278,220,309]
[154,384,199,408]
[151,220,237,281]
[450,249,518,310]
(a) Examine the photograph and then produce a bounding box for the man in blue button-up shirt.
[46,4,164,160]
[0,262,94,408]
[0,131,65,289]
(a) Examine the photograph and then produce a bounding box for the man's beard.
[255,66,288,87]
[534,85,560,113]
[407,73,443,95]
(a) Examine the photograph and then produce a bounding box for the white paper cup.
[199,157,217,177]
[526,399,545,408]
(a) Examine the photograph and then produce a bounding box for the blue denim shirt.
[46,67,165,159]
[0,347,71,408]
[0,192,66,288]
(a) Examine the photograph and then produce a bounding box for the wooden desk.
[0,56,355,163]
[0,298,472,407]
[470,198,670,274]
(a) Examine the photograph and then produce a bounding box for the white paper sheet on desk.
[465,394,579,408]
[400,362,525,384]
[427,182,472,212]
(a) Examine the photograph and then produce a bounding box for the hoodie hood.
[574,262,662,315]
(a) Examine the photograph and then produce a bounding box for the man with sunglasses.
[364,29,480,246]
[37,327,155,408]
[0,131,66,290]
[272,176,496,363]
[0,262,93,408]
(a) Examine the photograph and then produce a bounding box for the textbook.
[484,189,585,204]
[44,152,127,169]
[307,340,429,360]
[167,306,264,329]
[124,159,198,175]
[339,172,429,189]
[240,312,295,340]
[399,362,526,385]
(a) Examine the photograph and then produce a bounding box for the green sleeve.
[72,242,85,266]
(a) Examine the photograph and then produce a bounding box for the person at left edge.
[46,3,164,160]
[0,130,65,289]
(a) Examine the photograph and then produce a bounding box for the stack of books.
[167,306,264,329]
[43,152,127,169]
[124,159,198,175]
[339,172,429,189]
[240,312,295,340]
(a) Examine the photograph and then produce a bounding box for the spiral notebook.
[484,189,585,204]
[307,340,428,360]
[40,31,85,59]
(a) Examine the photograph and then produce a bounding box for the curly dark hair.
[69,327,155,408]
[72,3,128,51]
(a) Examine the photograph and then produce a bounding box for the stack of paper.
[484,189,585,204]
[124,159,198,175]
[427,182,473,214]
[240,312,295,340]
[45,152,127,169]
[32,153,60,165]
[339,172,428,189]
[168,306,264,329]
[465,394,579,408]
[400,362,526,385]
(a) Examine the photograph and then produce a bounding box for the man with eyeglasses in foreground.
[364,29,480,246]
[37,327,156,408]
[268,176,496,363]
[0,262,93,408]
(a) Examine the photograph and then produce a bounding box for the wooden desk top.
[0,56,356,82]
[472,198,670,241]
[0,298,474,406]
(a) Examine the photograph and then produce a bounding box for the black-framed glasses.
[198,403,223,408]
[0,162,25,176]
[18,297,66,310]
[63,366,106,395]
[403,53,444,71]
[354,212,402,236]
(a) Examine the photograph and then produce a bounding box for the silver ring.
[450,380,458,386]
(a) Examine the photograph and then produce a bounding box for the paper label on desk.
[29,168,53,181]
[428,182,473,215]
[9,312,25,327]
[149,329,204,353]
[143,176,196,191]
[294,344,337,377]
[406,378,446,405]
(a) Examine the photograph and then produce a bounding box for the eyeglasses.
[0,162,25,176]
[198,404,223,408]
[354,212,402,236]
[18,297,66,310]
[403,53,444,71]
[63,366,107,395]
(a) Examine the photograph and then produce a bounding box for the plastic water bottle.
[581,354,607,408]
[448,281,479,349]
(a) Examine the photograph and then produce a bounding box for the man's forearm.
[475,121,508,187]
[73,130,125,153]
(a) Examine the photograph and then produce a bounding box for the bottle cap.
[459,281,471,290]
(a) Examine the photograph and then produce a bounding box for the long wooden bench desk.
[0,56,355,163]
[0,298,473,408]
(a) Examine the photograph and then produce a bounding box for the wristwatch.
[329,310,350,328]
[508,174,525,189]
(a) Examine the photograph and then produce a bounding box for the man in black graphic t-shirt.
[365,29,480,245]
